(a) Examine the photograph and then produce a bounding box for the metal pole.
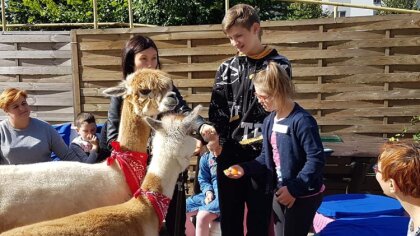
[128,0,133,28]
[1,0,6,32]
[277,0,420,14]
[225,0,229,13]
[93,0,98,29]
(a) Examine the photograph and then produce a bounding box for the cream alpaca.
[1,106,201,236]
[0,69,177,233]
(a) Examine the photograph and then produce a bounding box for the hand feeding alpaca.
[0,69,177,233]
[1,106,201,236]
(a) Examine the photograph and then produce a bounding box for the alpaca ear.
[144,117,163,131]
[192,105,202,116]
[103,85,127,97]
[185,105,202,123]
[184,105,203,134]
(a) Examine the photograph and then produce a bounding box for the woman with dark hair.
[101,35,205,157]
[101,35,185,153]
[99,35,214,236]
[121,35,161,78]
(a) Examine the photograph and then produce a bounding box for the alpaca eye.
[139,89,152,97]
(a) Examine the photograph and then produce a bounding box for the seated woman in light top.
[0,88,96,164]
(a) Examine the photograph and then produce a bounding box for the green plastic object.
[321,135,343,143]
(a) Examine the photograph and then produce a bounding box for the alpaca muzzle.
[160,92,178,112]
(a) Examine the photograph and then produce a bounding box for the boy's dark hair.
[121,35,160,79]
[222,4,261,37]
[75,112,96,128]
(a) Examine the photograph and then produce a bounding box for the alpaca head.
[144,105,202,172]
[103,68,178,117]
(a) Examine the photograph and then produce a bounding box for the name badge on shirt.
[273,124,289,134]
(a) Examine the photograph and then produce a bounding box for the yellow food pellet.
[230,167,238,175]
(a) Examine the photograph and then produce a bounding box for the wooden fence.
[1,14,419,195]
[0,31,73,124]
[72,13,420,139]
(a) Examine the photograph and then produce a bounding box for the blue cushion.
[319,215,409,236]
[96,123,103,135]
[51,123,72,161]
[317,194,405,218]
[53,123,72,146]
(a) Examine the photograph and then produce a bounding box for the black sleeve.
[172,84,192,114]
[98,122,111,162]
[173,84,207,142]
[97,97,120,161]
[209,66,231,145]
[105,96,123,147]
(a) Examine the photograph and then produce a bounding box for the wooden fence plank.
[0,34,70,43]
[294,66,384,77]
[19,43,71,51]
[264,31,385,44]
[0,50,71,59]
[0,82,72,91]
[325,73,420,84]
[327,18,420,32]
[0,43,15,50]
[327,55,420,66]
[327,37,420,49]
[323,106,420,117]
[320,124,419,133]
[296,100,407,110]
[0,66,72,75]
[324,90,420,101]
[26,92,74,106]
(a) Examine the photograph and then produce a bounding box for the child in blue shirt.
[185,151,220,236]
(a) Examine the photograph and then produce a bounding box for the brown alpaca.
[107,68,178,153]
[1,106,201,236]
[0,68,177,233]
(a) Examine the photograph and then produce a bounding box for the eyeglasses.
[372,163,381,174]
[254,92,271,101]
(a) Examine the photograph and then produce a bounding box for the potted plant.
[389,115,420,142]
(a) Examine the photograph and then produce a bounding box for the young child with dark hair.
[70,112,99,163]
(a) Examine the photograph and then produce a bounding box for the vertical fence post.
[333,6,338,19]
[93,0,98,29]
[225,0,229,13]
[128,0,133,28]
[1,0,6,32]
